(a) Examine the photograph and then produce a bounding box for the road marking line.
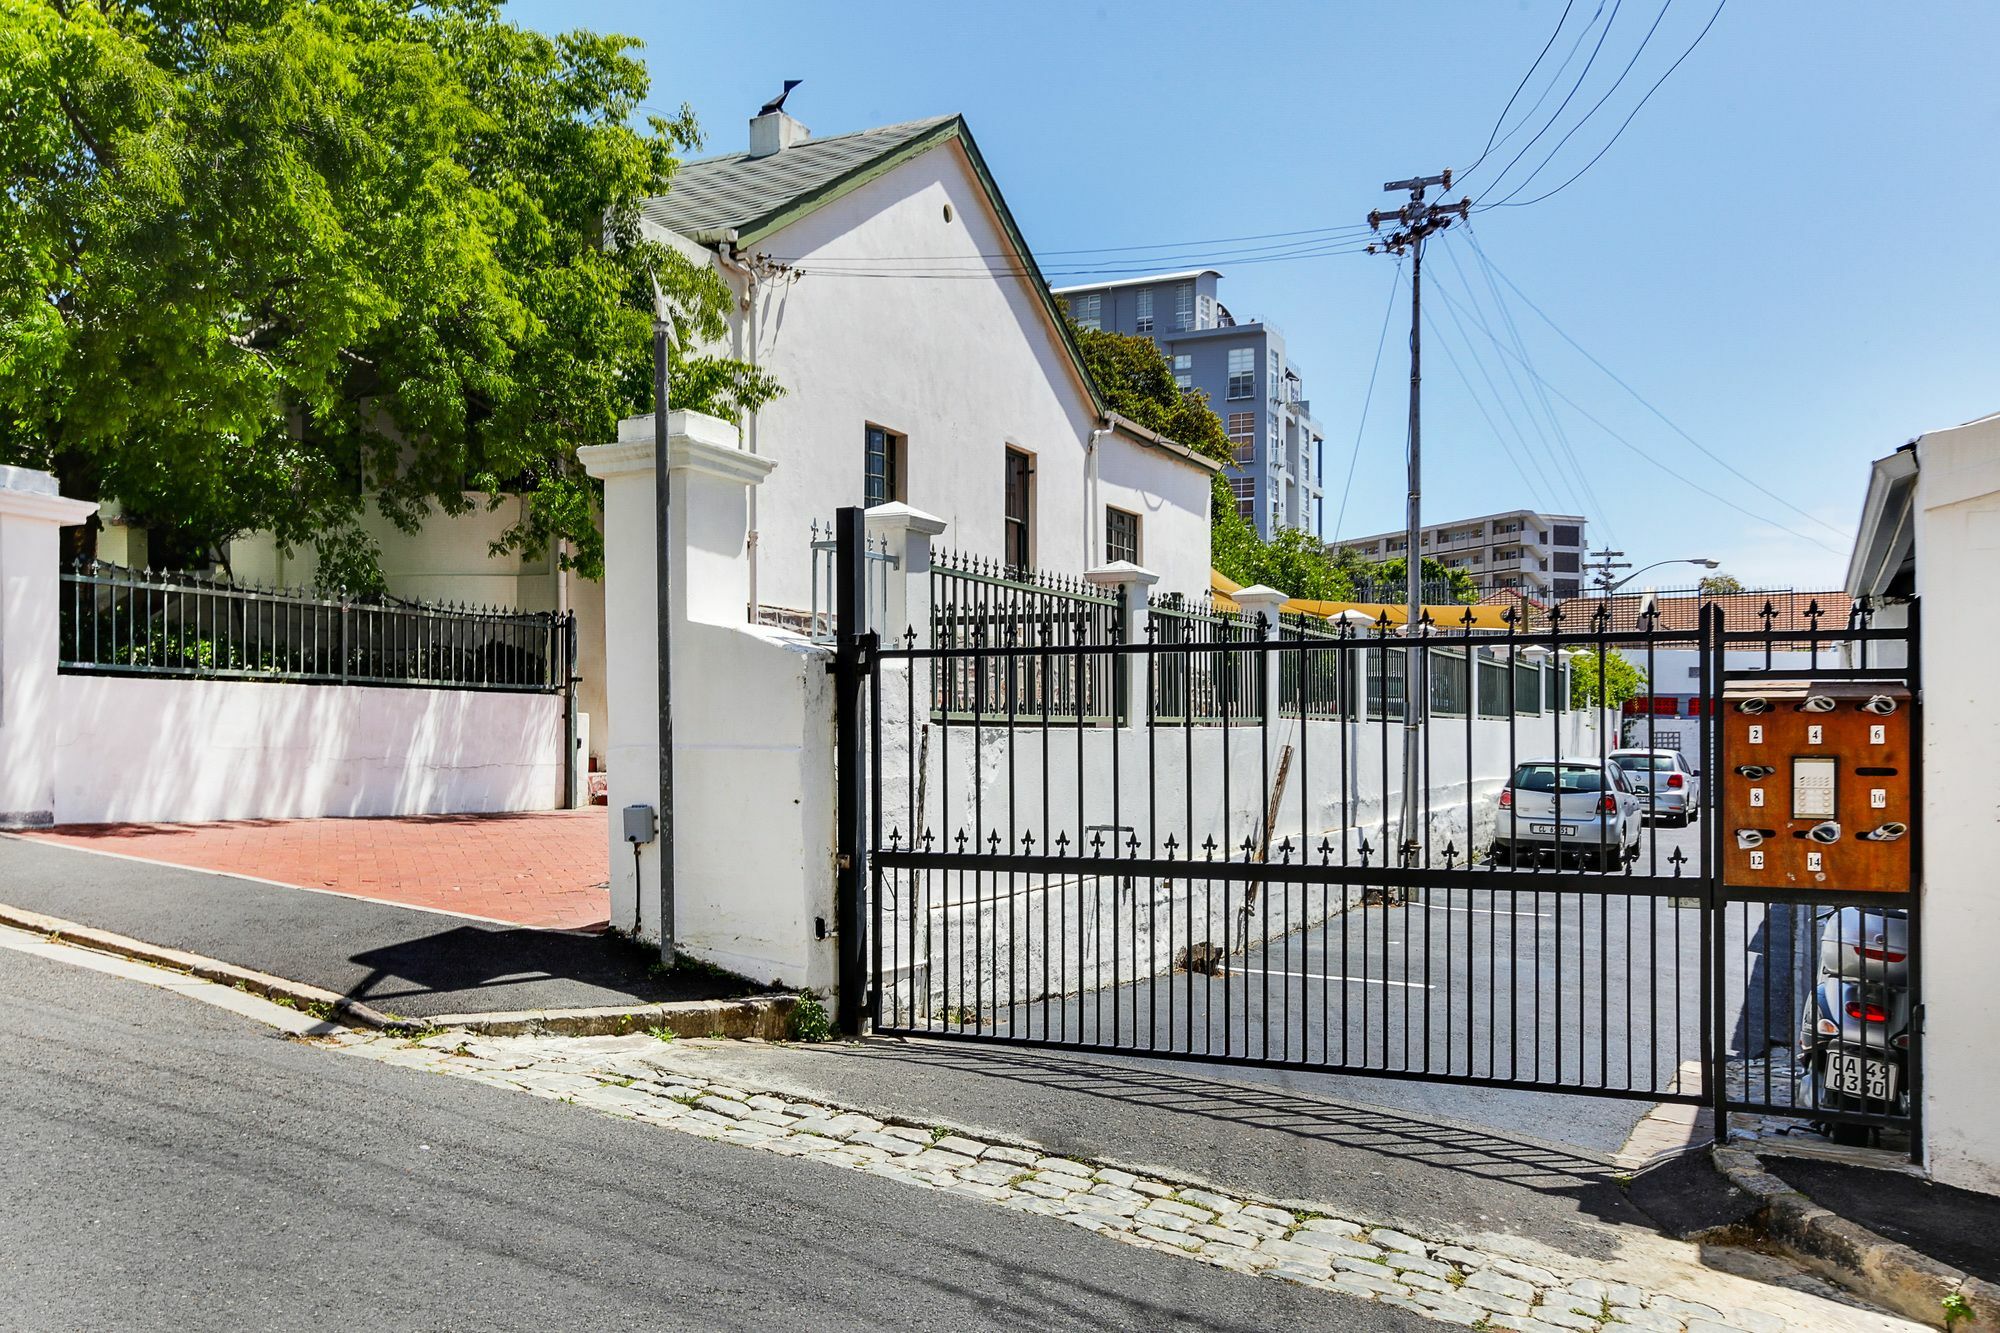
[1246,969,1433,990]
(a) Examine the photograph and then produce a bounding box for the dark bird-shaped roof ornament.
[759,80,803,116]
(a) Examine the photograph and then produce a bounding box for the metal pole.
[1400,236,1423,868]
[653,281,677,966]
[833,506,870,1035]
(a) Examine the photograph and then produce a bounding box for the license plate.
[1528,824,1576,835]
[1827,1050,1895,1101]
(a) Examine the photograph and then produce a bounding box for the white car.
[1490,759,1643,871]
[1609,748,1702,827]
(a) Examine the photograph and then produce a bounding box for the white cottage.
[638,106,1219,619]
[233,107,1218,763]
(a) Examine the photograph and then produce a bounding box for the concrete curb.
[1712,1145,1998,1331]
[0,900,798,1043]
[0,901,420,1033]
[429,996,798,1040]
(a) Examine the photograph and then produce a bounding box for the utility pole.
[1368,173,1470,870]
[1587,547,1631,594]
[650,273,677,967]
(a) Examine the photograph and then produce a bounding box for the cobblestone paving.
[317,1030,1915,1333]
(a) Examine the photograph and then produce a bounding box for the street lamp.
[1597,558,1719,595]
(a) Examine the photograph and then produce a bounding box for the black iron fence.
[929,550,1122,723]
[841,516,1921,1149]
[59,561,570,693]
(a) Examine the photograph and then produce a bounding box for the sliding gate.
[829,515,1919,1143]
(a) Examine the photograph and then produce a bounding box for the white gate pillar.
[865,502,948,648]
[0,467,97,829]
[1231,584,1290,729]
[578,412,775,942]
[1083,560,1161,725]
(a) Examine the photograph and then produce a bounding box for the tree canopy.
[1569,648,1648,709]
[0,0,775,588]
[1064,320,1477,605]
[1697,572,1745,595]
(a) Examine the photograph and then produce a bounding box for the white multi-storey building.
[1338,508,1590,597]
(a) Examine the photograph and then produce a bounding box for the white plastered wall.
[52,675,564,824]
[1907,415,2000,1195]
[686,140,1216,615]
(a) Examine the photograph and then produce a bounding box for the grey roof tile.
[642,116,957,240]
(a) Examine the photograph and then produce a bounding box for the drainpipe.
[717,244,761,621]
[1085,424,1112,568]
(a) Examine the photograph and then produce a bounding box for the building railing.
[930,549,1122,723]
[58,561,569,693]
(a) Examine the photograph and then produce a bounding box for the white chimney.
[749,111,808,158]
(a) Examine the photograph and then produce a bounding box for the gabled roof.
[640,113,1110,424]
[1554,590,1849,634]
[643,117,957,244]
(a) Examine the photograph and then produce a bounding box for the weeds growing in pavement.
[788,992,832,1043]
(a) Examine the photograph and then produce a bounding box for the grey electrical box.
[622,803,657,844]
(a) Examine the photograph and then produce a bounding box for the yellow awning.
[1209,568,1510,630]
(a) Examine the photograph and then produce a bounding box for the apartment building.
[1337,508,1591,597]
[1051,269,1326,538]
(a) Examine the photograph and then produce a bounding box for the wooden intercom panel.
[1721,680,1912,893]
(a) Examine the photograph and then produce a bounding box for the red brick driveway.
[19,810,610,930]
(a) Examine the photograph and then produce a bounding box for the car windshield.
[1510,764,1605,792]
[1613,755,1675,772]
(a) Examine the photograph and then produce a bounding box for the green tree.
[0,0,776,588]
[1569,648,1648,709]
[1697,572,1745,595]
[1061,312,1478,605]
[1071,326,1229,465]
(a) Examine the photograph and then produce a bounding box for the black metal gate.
[828,511,1920,1148]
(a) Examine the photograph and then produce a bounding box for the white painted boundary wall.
[51,675,564,825]
[1900,418,2000,1196]
[0,466,569,829]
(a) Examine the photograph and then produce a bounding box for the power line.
[787,241,1376,280]
[1426,254,1574,513]
[775,224,1374,269]
[1427,279,1850,555]
[1442,237,1620,549]
[1482,0,1728,209]
[1433,241,1596,523]
[1463,227,1849,539]
[1330,256,1404,544]
[1466,0,1626,198]
[1480,0,1677,208]
[1459,0,1579,179]
[1420,303,1559,515]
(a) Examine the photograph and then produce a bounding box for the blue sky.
[511,0,1999,592]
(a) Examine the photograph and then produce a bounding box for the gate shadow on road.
[812,1036,1671,1246]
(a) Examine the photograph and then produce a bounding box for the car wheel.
[1488,843,1509,866]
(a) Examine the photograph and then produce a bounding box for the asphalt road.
[0,942,1415,1332]
[911,819,1765,1155]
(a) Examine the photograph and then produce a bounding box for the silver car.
[1489,758,1643,871]
[1609,748,1702,827]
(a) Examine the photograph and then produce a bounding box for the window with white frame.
[1105,506,1140,565]
[1173,353,1193,389]
[1175,283,1194,330]
[1229,475,1255,520]
[1227,347,1254,399]
[1069,292,1101,331]
[1226,411,1255,464]
[1135,289,1153,334]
